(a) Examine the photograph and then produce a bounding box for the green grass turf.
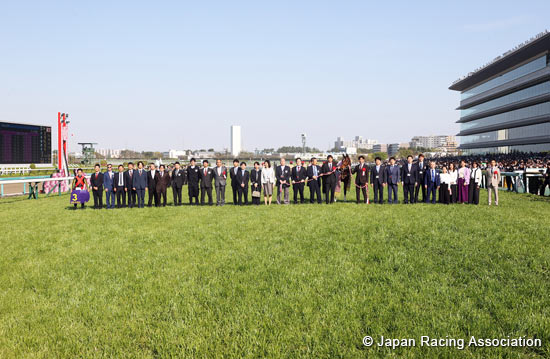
[1,186,549,358]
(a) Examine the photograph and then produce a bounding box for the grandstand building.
[449,30,550,154]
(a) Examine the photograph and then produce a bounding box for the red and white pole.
[57,112,62,170]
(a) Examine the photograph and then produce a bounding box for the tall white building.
[230,125,242,156]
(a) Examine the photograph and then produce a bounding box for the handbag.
[252,190,261,197]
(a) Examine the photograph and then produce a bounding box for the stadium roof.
[449,30,550,92]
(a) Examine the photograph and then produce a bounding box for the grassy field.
[1,186,549,358]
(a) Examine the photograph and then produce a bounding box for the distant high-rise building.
[334,136,378,151]
[372,144,387,153]
[230,125,242,156]
[410,135,448,149]
[388,143,400,156]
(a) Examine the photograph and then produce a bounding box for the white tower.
[230,125,242,156]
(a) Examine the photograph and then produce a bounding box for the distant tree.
[120,149,140,159]
[397,148,414,159]
[277,146,321,153]
[208,148,214,152]
[368,152,388,161]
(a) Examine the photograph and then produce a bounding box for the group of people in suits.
[74,154,504,209]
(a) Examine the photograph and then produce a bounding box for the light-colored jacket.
[448,170,458,185]
[470,167,482,184]
[458,167,471,185]
[261,167,275,184]
[486,166,501,188]
[213,166,227,186]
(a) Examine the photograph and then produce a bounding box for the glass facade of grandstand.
[450,32,550,154]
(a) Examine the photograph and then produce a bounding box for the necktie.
[96,173,98,178]
[139,170,142,175]
[432,170,435,180]
[329,163,332,170]
[160,172,163,177]
[313,167,317,176]
[204,169,207,176]
[119,174,123,186]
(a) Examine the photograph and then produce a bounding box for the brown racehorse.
[338,153,352,201]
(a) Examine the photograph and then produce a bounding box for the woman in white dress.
[439,166,452,204]
[261,160,276,205]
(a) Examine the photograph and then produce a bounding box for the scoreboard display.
[0,122,52,164]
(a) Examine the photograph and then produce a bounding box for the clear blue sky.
[1,0,548,152]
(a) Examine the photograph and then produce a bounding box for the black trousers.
[92,186,103,208]
[372,181,384,203]
[201,187,213,205]
[293,183,305,203]
[450,184,458,203]
[188,185,199,205]
[356,185,367,203]
[325,181,336,204]
[415,183,426,203]
[127,189,136,208]
[172,185,182,205]
[232,185,239,205]
[238,186,248,205]
[148,187,158,207]
[468,183,480,204]
[439,183,450,204]
[309,181,322,203]
[157,189,167,206]
[115,186,126,207]
[403,183,415,203]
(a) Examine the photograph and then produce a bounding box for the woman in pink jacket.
[457,160,471,203]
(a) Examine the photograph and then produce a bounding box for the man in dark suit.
[352,155,369,204]
[90,163,104,209]
[401,155,417,204]
[291,158,307,204]
[103,164,115,209]
[275,158,291,204]
[307,157,322,204]
[199,159,214,205]
[155,164,171,207]
[424,161,440,204]
[187,158,200,205]
[414,154,427,203]
[229,159,240,205]
[113,164,126,208]
[125,162,136,208]
[147,163,158,207]
[370,157,386,204]
[132,161,148,208]
[171,162,185,206]
[386,157,400,204]
[236,161,250,205]
[321,155,337,204]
